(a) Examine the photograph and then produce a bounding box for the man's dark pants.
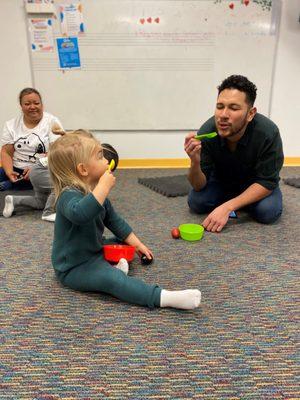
[188,178,282,224]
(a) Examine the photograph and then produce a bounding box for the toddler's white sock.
[116,258,129,275]
[160,289,201,310]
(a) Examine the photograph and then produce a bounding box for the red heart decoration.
[154,17,160,23]
[140,18,145,24]
[147,17,152,23]
[229,3,234,9]
[244,0,249,5]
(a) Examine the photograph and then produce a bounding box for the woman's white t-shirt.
[1,112,63,169]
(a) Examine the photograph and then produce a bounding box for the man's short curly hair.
[217,75,257,106]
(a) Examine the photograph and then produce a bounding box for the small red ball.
[171,227,180,239]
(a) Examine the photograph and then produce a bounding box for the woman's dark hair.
[19,88,42,105]
[217,75,257,106]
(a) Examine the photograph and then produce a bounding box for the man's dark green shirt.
[197,113,284,191]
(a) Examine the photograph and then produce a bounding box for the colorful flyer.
[29,18,54,52]
[59,3,85,36]
[56,37,81,69]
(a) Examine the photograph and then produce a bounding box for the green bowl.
[179,223,204,241]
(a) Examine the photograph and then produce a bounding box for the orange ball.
[171,227,180,239]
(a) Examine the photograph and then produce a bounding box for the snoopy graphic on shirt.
[14,132,46,164]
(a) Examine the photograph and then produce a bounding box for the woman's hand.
[7,170,20,183]
[1,144,17,181]
[22,167,31,180]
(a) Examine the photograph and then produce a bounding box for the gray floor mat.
[283,177,300,188]
[138,174,191,197]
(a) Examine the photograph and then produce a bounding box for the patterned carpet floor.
[0,167,299,399]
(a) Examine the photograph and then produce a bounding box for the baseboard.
[118,157,300,169]
[118,159,189,169]
[284,157,300,166]
[0,157,299,170]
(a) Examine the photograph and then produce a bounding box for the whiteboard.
[31,0,280,130]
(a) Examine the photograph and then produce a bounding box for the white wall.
[93,131,188,159]
[270,0,300,158]
[0,1,32,122]
[1,0,299,160]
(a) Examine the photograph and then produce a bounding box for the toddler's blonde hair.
[48,130,100,201]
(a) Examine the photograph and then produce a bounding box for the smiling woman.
[0,88,63,221]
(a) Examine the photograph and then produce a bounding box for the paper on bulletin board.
[25,0,54,4]
[56,37,81,69]
[59,2,85,36]
[29,18,54,52]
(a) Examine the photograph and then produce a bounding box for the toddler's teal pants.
[55,238,161,308]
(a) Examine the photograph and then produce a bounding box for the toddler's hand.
[93,170,115,205]
[136,243,153,261]
[98,170,116,192]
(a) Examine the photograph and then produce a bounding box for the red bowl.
[103,244,136,262]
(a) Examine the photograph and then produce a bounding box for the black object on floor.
[138,175,191,197]
[0,190,34,215]
[283,177,300,188]
[141,254,153,265]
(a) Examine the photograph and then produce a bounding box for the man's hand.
[184,132,201,164]
[202,204,232,233]
[185,132,207,191]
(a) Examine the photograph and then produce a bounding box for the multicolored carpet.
[0,167,299,399]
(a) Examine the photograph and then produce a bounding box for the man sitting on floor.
[184,75,284,233]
